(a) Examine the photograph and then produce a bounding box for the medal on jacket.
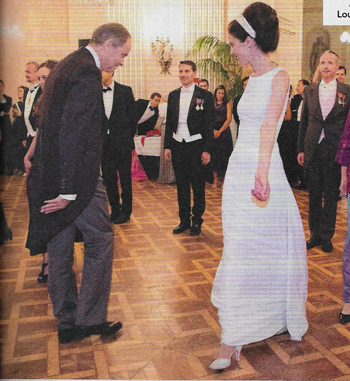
[196,98,204,110]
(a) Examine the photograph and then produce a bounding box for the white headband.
[236,14,256,39]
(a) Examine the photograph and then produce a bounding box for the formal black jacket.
[164,85,214,153]
[18,86,42,140]
[26,47,104,255]
[136,98,159,135]
[0,94,12,133]
[291,93,302,123]
[104,81,137,156]
[298,81,350,171]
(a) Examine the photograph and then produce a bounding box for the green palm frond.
[187,35,243,99]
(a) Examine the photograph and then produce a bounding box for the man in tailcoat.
[19,62,42,154]
[164,60,214,236]
[298,50,350,253]
[136,93,161,135]
[26,23,132,343]
[101,70,137,224]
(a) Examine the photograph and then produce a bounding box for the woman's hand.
[251,172,270,201]
[214,130,221,139]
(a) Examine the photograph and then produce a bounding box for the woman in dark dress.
[25,60,58,283]
[212,85,233,188]
[11,86,27,174]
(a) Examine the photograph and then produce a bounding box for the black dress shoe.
[173,222,191,234]
[113,213,130,224]
[190,223,201,236]
[322,240,333,253]
[307,236,322,250]
[37,263,48,283]
[110,213,119,223]
[339,311,350,324]
[77,321,122,338]
[58,327,76,344]
[294,183,307,190]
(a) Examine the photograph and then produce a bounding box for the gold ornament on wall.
[151,37,173,75]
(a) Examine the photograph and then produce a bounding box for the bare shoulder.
[272,69,289,89]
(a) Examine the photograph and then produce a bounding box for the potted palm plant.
[187,35,243,100]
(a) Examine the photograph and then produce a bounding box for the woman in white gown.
[210,2,308,370]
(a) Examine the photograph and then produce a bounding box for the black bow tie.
[103,87,112,93]
[149,106,154,111]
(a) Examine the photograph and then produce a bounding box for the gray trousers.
[47,178,114,329]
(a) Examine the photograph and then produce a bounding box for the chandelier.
[151,37,174,75]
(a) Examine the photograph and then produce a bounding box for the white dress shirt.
[173,83,202,143]
[85,45,100,68]
[103,80,114,121]
[138,102,155,124]
[318,79,337,143]
[24,84,40,137]
[297,100,303,122]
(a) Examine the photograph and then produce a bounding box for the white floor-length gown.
[211,67,308,346]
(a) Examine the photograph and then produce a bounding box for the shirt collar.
[103,80,114,91]
[85,45,100,69]
[29,83,40,92]
[181,83,196,92]
[320,78,337,88]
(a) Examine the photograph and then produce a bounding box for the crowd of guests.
[2,1,350,373]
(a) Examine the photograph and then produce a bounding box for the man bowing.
[26,23,132,343]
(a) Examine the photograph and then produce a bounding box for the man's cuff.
[60,194,77,201]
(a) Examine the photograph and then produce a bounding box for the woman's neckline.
[250,65,278,78]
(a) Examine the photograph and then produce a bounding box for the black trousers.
[171,139,206,224]
[101,136,132,217]
[307,139,341,241]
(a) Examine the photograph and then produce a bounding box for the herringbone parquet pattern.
[1,174,350,380]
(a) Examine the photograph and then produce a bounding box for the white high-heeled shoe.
[209,345,242,370]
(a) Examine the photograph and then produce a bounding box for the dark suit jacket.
[26,47,104,255]
[298,81,350,171]
[0,94,12,134]
[104,81,137,156]
[19,86,42,140]
[164,85,214,153]
[291,93,302,123]
[136,99,159,135]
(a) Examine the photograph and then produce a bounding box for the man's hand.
[164,149,172,162]
[40,196,71,214]
[297,152,304,166]
[24,156,32,175]
[201,152,210,165]
[13,108,21,117]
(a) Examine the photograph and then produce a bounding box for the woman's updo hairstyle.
[228,2,279,54]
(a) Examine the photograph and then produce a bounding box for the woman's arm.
[24,134,38,174]
[340,166,348,198]
[252,70,290,201]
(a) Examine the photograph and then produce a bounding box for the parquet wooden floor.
[1,174,350,380]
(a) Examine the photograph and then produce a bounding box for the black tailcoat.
[26,48,104,255]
